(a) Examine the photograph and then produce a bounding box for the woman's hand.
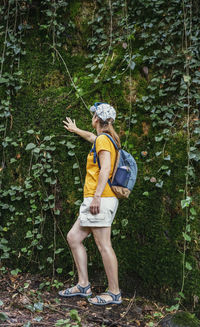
[63,117,77,133]
[90,197,101,215]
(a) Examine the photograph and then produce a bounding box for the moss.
[172,311,200,327]
[69,0,82,20]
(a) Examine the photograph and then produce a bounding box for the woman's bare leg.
[90,226,121,302]
[62,218,91,293]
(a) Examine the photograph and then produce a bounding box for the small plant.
[55,310,81,327]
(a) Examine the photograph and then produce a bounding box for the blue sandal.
[88,290,122,305]
[59,283,92,297]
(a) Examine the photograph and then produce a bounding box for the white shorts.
[79,197,119,227]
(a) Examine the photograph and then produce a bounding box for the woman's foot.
[88,290,122,305]
[59,283,92,297]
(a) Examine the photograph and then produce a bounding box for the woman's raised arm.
[63,117,96,143]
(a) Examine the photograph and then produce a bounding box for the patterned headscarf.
[90,102,116,122]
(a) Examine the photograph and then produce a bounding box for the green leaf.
[25,143,36,151]
[182,232,191,242]
[74,200,82,206]
[73,163,79,169]
[10,158,17,163]
[56,268,63,274]
[23,321,31,327]
[59,140,66,145]
[0,78,8,84]
[34,316,43,322]
[178,292,186,299]
[47,257,53,263]
[55,248,64,254]
[112,229,120,236]
[0,300,3,306]
[166,304,179,312]
[158,165,169,171]
[0,312,8,321]
[54,209,60,215]
[66,141,76,149]
[11,268,21,276]
[68,150,75,156]
[34,302,43,312]
[155,135,163,142]
[70,309,81,322]
[121,219,128,227]
[130,61,136,70]
[155,180,163,188]
[43,136,52,141]
[25,231,33,238]
[27,129,34,134]
[155,151,162,157]
[1,238,8,244]
[181,197,192,209]
[185,261,192,270]
[143,191,149,196]
[190,208,197,215]
[183,75,191,83]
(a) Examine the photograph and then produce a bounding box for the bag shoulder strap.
[90,134,120,189]
[91,133,119,165]
[99,133,119,150]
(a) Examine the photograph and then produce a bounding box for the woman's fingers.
[90,206,98,215]
[90,199,100,215]
[63,117,76,133]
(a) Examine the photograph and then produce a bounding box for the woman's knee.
[67,230,78,247]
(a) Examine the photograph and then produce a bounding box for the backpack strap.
[100,133,119,151]
[90,133,119,188]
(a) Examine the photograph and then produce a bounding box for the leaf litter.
[0,272,173,327]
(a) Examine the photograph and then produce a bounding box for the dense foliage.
[0,0,200,312]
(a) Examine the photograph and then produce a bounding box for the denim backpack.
[91,133,138,198]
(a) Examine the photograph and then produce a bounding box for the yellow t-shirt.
[84,134,117,197]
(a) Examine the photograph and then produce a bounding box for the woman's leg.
[63,218,91,293]
[90,226,121,302]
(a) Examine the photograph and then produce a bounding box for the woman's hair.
[95,113,121,148]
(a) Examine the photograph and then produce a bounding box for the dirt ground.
[0,273,170,327]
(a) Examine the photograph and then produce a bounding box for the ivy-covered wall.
[0,0,200,310]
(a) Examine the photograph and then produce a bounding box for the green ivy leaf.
[129,61,136,70]
[0,312,8,321]
[182,232,191,242]
[47,257,53,263]
[34,302,43,312]
[11,268,21,276]
[25,143,36,150]
[25,231,33,238]
[190,208,197,215]
[55,248,64,254]
[185,262,192,270]
[0,78,9,84]
[27,129,34,134]
[181,197,192,209]
[73,163,79,169]
[68,151,75,156]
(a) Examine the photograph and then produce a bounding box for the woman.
[59,102,122,305]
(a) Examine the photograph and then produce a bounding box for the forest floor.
[0,272,174,327]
